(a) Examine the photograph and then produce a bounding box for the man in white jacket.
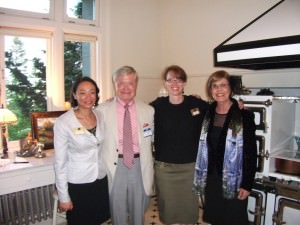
[97,66,154,225]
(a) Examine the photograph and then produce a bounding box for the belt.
[118,153,140,158]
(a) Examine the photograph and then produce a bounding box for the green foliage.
[74,2,82,18]
[5,37,83,141]
[5,37,47,140]
[64,41,83,100]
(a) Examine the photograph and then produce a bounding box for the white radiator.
[0,184,55,225]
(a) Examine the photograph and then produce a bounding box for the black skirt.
[67,177,110,225]
[203,171,249,225]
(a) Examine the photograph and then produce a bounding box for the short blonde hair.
[112,65,139,83]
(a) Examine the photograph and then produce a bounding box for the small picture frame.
[30,111,66,150]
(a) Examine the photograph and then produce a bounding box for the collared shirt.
[117,98,140,154]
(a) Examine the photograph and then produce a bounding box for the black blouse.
[150,95,208,163]
[206,100,257,191]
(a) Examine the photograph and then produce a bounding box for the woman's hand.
[237,188,250,200]
[238,99,244,109]
[59,201,73,211]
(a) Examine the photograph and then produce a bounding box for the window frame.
[64,33,97,79]
[64,0,99,27]
[0,0,102,149]
[0,28,52,107]
[0,28,53,148]
[0,0,54,20]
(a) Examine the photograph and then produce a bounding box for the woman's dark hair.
[161,65,188,82]
[70,77,100,107]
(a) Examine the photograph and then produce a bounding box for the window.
[0,30,50,141]
[0,0,100,25]
[0,0,101,146]
[0,0,52,19]
[64,34,97,101]
[64,0,99,26]
[0,31,97,142]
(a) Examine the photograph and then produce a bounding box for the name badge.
[143,127,152,137]
[73,127,85,135]
[190,107,200,116]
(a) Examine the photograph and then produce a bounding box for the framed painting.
[30,111,66,149]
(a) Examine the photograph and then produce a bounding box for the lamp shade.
[64,101,72,110]
[0,108,18,125]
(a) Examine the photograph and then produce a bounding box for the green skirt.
[154,161,199,224]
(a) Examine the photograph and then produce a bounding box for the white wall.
[103,0,300,102]
[101,0,162,100]
[158,0,300,99]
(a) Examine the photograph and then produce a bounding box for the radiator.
[0,184,55,225]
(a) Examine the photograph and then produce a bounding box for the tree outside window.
[1,1,95,142]
[4,37,47,140]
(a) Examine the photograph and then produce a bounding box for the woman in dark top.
[193,70,257,225]
[150,65,208,225]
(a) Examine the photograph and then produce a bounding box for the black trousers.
[67,177,110,225]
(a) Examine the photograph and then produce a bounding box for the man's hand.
[105,97,114,102]
[192,94,202,99]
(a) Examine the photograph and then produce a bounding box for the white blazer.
[54,109,106,202]
[96,98,155,196]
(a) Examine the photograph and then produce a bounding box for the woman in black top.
[193,70,257,225]
[150,65,208,225]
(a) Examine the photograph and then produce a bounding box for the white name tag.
[190,107,200,116]
[143,127,152,137]
[73,127,85,135]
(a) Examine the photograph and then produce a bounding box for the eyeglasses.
[211,83,230,90]
[165,78,184,84]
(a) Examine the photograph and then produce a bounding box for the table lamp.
[0,105,18,157]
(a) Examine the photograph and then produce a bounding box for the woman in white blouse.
[54,77,110,225]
